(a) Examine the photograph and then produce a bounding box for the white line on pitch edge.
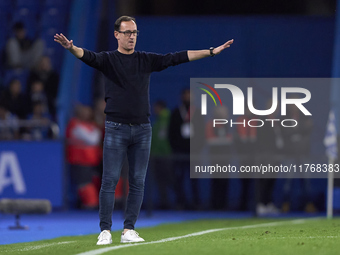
[15,241,76,252]
[75,219,308,255]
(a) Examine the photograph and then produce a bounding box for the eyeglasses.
[117,30,140,37]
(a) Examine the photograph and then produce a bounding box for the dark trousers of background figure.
[239,157,256,211]
[209,157,229,210]
[256,179,276,204]
[211,178,228,210]
[239,178,254,211]
[281,156,313,211]
[69,164,99,209]
[173,155,200,210]
[150,156,174,209]
[282,178,313,210]
[255,156,278,210]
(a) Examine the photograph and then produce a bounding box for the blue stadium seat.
[45,0,70,8]
[41,26,67,71]
[44,46,64,71]
[16,0,42,13]
[16,0,42,6]
[0,5,13,32]
[41,7,68,29]
[0,11,10,37]
[41,27,60,48]
[0,0,14,13]
[3,69,30,92]
[12,7,39,20]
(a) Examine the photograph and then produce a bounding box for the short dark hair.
[13,22,25,31]
[114,16,136,31]
[181,88,190,95]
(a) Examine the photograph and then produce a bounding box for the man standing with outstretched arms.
[54,15,233,245]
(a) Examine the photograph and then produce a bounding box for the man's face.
[153,104,162,116]
[15,28,26,40]
[182,90,191,106]
[39,56,52,71]
[115,21,137,53]
[10,80,21,96]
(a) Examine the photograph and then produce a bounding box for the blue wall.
[57,0,101,137]
[0,141,64,207]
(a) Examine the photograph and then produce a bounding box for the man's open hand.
[213,39,234,56]
[187,39,234,61]
[54,33,74,50]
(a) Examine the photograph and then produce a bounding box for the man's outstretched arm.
[187,39,234,61]
[54,33,84,58]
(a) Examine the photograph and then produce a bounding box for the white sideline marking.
[76,219,307,255]
[263,235,340,240]
[18,241,76,252]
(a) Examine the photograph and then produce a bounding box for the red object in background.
[115,178,129,199]
[78,183,99,208]
[66,118,102,166]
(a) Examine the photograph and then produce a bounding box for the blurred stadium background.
[0,0,340,247]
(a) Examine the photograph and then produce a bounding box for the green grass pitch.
[1,218,340,255]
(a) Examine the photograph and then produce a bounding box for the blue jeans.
[99,121,152,231]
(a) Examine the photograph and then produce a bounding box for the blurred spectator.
[28,80,49,114]
[150,100,172,209]
[235,108,257,211]
[205,105,233,210]
[169,88,204,210]
[27,56,59,119]
[255,99,283,215]
[0,104,19,140]
[0,79,28,119]
[66,104,103,209]
[5,22,44,69]
[26,101,52,140]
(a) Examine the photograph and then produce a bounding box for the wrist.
[209,47,215,57]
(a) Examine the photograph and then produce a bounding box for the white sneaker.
[121,230,145,243]
[256,203,267,216]
[97,230,112,245]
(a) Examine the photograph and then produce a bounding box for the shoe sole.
[96,240,112,245]
[120,240,145,243]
